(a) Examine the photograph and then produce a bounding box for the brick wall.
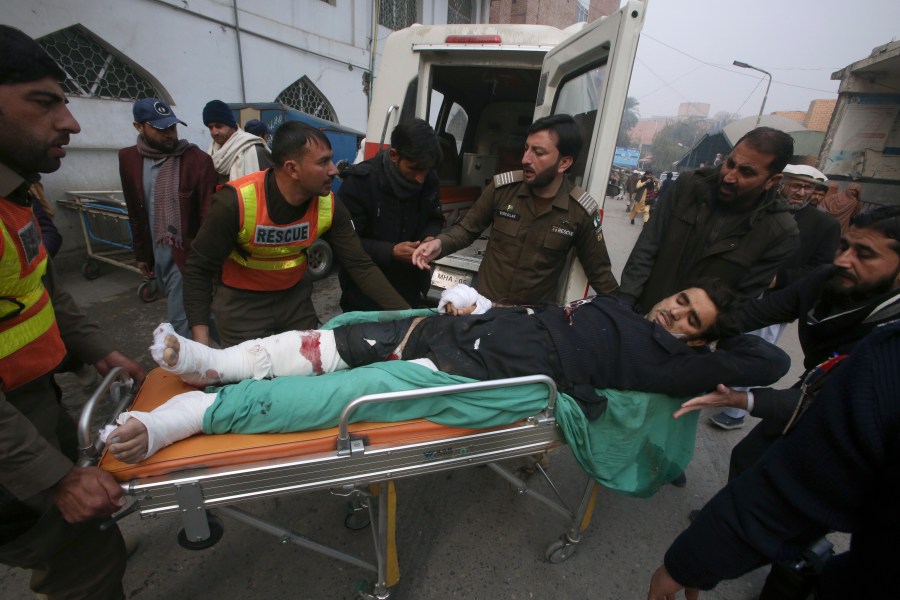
[804,99,836,132]
[491,0,607,27]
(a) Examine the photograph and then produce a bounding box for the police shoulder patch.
[493,170,524,188]
[570,185,599,215]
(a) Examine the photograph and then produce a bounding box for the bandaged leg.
[103,390,216,463]
[151,323,349,385]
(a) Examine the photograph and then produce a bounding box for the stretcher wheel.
[82,258,100,280]
[138,279,160,303]
[545,539,578,564]
[344,508,371,531]
[177,514,224,550]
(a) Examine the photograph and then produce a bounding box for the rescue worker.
[0,25,145,599]
[411,114,618,304]
[183,121,410,347]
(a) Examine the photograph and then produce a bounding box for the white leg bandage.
[113,390,216,460]
[151,323,349,385]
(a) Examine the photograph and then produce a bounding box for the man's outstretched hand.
[673,384,748,419]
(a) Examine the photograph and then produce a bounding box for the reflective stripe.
[0,291,55,359]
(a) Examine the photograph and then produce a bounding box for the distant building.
[676,115,821,170]
[677,102,710,119]
[772,99,836,132]
[489,0,617,26]
[629,118,675,147]
[819,40,900,207]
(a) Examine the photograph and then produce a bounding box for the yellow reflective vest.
[220,171,334,291]
[0,198,66,391]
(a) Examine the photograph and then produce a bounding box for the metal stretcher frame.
[81,369,601,599]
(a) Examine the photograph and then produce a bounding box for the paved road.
[1,194,813,599]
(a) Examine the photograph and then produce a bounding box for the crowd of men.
[1,23,897,600]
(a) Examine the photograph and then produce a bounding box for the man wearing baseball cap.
[202,99,271,183]
[119,98,217,338]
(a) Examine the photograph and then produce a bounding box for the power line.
[639,33,839,95]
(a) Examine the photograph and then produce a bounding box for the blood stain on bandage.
[299,331,324,374]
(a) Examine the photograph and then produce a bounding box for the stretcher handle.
[336,374,558,446]
[76,367,137,467]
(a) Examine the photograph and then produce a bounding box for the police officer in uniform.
[183,121,410,347]
[412,114,617,304]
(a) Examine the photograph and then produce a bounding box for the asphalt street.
[1,192,824,600]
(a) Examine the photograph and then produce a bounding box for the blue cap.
[244,119,268,137]
[133,98,186,129]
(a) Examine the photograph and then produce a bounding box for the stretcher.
[80,368,602,599]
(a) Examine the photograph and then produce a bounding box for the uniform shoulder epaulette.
[570,185,599,215]
[493,170,524,188]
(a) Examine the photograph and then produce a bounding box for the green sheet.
[203,309,698,498]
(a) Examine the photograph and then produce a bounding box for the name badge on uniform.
[254,223,310,245]
[496,209,520,221]
[17,220,42,264]
[551,225,574,237]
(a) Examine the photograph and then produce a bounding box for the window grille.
[275,76,338,123]
[576,0,589,22]
[448,0,474,24]
[379,0,418,30]
[38,25,163,101]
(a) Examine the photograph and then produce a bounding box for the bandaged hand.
[438,284,492,315]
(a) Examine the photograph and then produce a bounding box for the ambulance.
[361,1,646,303]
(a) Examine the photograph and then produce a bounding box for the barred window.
[379,0,418,30]
[38,25,165,101]
[448,0,475,24]
[576,0,589,22]
[275,76,338,123]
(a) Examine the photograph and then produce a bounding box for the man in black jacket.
[338,119,444,311]
[675,206,900,476]
[618,127,799,313]
[709,163,840,430]
[108,280,792,462]
[649,321,900,600]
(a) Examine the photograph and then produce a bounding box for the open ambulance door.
[533,1,646,303]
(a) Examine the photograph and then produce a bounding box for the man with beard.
[202,99,272,184]
[411,114,617,304]
[120,98,217,337]
[709,164,840,430]
[183,121,410,347]
[0,25,146,598]
[676,205,900,474]
[617,127,800,313]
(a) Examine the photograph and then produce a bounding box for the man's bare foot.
[107,419,149,464]
[162,334,179,367]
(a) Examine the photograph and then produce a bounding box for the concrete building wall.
[629,118,674,147]
[4,0,460,253]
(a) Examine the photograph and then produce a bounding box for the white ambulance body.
[362,2,646,303]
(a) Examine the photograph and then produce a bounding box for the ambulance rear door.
[533,1,646,303]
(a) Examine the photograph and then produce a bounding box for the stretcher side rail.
[336,374,558,455]
[76,367,136,467]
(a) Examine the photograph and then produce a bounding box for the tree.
[617,96,640,148]
[647,118,710,172]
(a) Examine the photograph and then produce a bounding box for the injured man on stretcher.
[106,280,790,463]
